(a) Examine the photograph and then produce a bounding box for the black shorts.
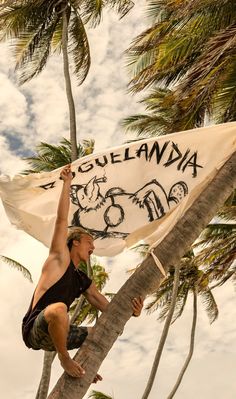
[27,309,88,351]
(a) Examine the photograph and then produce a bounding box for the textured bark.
[141,264,180,399]
[48,152,236,399]
[62,8,78,162]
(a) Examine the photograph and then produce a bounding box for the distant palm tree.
[141,251,218,399]
[22,137,94,174]
[166,286,198,399]
[146,256,218,325]
[126,0,236,129]
[0,255,32,282]
[141,262,181,399]
[0,0,134,160]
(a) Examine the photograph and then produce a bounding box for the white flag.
[0,123,235,256]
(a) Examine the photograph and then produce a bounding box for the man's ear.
[72,239,80,247]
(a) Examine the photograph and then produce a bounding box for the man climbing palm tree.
[22,164,143,379]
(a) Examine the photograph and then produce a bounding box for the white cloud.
[0,136,26,176]
[0,73,28,134]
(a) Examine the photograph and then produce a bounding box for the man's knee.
[44,302,68,323]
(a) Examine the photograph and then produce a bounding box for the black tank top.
[22,260,92,348]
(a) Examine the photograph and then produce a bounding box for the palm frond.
[170,288,189,323]
[210,270,235,289]
[22,138,95,173]
[194,223,236,248]
[107,0,134,19]
[70,300,98,324]
[88,390,113,399]
[121,88,180,136]
[91,263,109,291]
[12,6,61,85]
[145,0,173,23]
[199,289,218,324]
[195,233,236,282]
[77,0,103,27]
[217,205,236,221]
[126,0,236,109]
[121,114,170,137]
[175,25,236,109]
[129,243,149,258]
[145,257,219,323]
[158,281,189,322]
[51,12,63,52]
[68,9,90,85]
[0,255,33,282]
[0,1,49,41]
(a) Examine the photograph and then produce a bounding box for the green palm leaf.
[195,233,236,283]
[0,0,134,89]
[22,137,95,173]
[126,0,236,128]
[15,14,61,84]
[194,223,236,247]
[0,255,33,282]
[122,114,170,137]
[68,9,90,85]
[107,0,134,19]
[88,390,113,399]
[199,289,218,324]
[77,0,103,27]
[122,88,178,136]
[0,2,47,41]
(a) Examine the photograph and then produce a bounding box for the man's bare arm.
[84,283,144,316]
[84,282,109,312]
[49,165,73,256]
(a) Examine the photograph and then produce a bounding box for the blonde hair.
[67,227,93,249]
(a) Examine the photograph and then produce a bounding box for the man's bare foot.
[58,353,85,378]
[93,374,103,383]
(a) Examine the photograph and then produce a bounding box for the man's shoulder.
[42,251,71,273]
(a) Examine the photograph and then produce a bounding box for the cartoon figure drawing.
[69,176,188,239]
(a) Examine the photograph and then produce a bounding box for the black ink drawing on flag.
[69,175,188,239]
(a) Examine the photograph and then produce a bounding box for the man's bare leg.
[44,302,85,377]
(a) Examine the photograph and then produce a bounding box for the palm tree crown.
[126,0,236,129]
[0,0,134,85]
[22,137,94,173]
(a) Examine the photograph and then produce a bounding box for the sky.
[0,2,235,399]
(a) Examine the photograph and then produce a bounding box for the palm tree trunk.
[36,12,86,391]
[48,152,236,399]
[141,264,180,399]
[62,8,78,162]
[36,351,56,399]
[166,287,197,399]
